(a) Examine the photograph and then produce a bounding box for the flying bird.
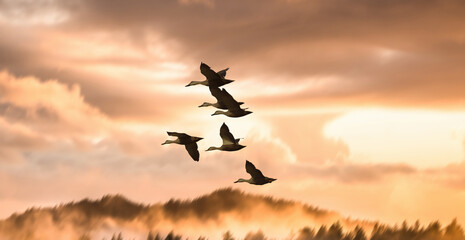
[206,123,246,151]
[234,160,276,185]
[186,62,234,87]
[162,132,203,161]
[211,88,252,118]
[199,86,245,109]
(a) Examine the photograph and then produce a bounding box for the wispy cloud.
[1,0,465,228]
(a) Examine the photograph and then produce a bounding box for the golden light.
[324,108,465,168]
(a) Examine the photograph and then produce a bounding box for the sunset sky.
[2,0,465,227]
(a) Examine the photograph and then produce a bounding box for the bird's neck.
[207,146,220,151]
[162,140,178,145]
[200,102,213,107]
[235,178,253,183]
[187,81,204,86]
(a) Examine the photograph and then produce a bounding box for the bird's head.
[267,178,277,183]
[234,178,249,183]
[193,137,203,142]
[199,102,211,108]
[206,146,217,151]
[211,110,226,116]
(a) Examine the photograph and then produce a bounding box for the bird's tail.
[224,79,235,84]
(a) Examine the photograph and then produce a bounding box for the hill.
[0,188,388,240]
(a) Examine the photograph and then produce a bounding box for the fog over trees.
[94,219,465,240]
[1,188,464,240]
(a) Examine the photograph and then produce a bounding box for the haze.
[1,0,465,228]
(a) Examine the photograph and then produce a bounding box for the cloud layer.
[1,0,465,229]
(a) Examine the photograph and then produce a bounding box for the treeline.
[295,220,465,240]
[88,219,465,240]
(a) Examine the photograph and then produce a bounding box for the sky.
[1,0,465,227]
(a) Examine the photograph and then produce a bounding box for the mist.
[0,188,373,240]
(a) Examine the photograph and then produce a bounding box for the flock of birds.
[161,63,276,185]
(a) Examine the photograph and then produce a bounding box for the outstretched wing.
[220,89,242,111]
[200,63,221,84]
[209,86,223,102]
[167,132,191,142]
[167,131,189,138]
[220,123,236,145]
[185,143,200,161]
[217,68,229,78]
[246,160,266,181]
[208,86,229,109]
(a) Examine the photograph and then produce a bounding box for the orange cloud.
[2,0,465,230]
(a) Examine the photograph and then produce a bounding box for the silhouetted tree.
[93,220,465,240]
[352,226,367,240]
[370,223,391,240]
[165,231,182,240]
[444,219,465,240]
[421,221,443,240]
[327,222,344,240]
[147,232,155,240]
[315,225,328,240]
[110,233,124,240]
[223,231,235,240]
[244,230,266,240]
[413,220,421,232]
[296,227,315,240]
[154,233,162,240]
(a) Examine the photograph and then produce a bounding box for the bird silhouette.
[206,123,246,151]
[210,88,252,118]
[234,160,276,185]
[162,132,203,161]
[186,62,234,87]
[199,86,245,109]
